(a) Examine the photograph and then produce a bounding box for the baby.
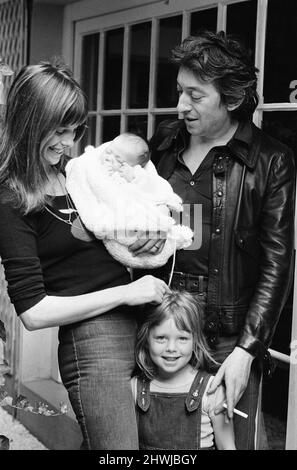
[102,133,150,183]
[65,133,193,268]
[99,133,177,215]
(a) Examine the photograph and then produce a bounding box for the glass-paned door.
[129,22,151,109]
[226,0,257,60]
[263,0,297,103]
[71,0,297,449]
[75,4,221,151]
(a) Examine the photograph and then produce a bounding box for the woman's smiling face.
[41,125,77,166]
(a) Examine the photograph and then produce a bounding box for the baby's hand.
[119,163,135,182]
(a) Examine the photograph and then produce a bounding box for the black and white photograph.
[0,0,296,456]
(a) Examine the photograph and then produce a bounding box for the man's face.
[176,67,234,140]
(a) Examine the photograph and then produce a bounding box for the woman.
[0,60,169,449]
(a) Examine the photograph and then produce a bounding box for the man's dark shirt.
[168,120,252,276]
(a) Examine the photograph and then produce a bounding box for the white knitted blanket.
[65,144,193,268]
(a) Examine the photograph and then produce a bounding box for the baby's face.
[108,140,141,167]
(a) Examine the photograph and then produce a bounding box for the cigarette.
[223,403,248,419]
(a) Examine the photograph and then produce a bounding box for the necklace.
[45,205,76,225]
[45,172,86,232]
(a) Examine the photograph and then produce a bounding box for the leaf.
[37,403,50,415]
[0,435,10,450]
[0,320,6,342]
[59,402,68,414]
[0,364,10,375]
[24,404,34,412]
[41,409,55,416]
[15,394,30,409]
[0,387,8,400]
[1,395,12,406]
[0,64,14,76]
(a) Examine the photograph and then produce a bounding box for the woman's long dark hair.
[0,59,88,213]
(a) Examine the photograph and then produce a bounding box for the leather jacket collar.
[156,119,259,170]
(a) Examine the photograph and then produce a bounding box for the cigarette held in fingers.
[223,403,248,419]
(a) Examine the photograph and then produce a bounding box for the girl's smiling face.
[148,317,194,379]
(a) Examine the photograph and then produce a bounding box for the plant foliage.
[0,321,68,450]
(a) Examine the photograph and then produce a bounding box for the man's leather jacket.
[149,119,295,360]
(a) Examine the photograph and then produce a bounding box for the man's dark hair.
[172,30,259,120]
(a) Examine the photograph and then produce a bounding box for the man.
[131,30,295,449]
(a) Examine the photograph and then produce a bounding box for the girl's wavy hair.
[135,290,217,380]
[172,30,259,120]
[0,58,88,214]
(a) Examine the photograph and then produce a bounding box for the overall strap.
[137,377,151,412]
[185,370,212,412]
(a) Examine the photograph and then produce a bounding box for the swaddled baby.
[66,133,193,268]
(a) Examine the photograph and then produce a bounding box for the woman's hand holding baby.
[123,275,170,306]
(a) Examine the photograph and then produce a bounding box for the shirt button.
[213,268,219,274]
[217,191,223,197]
[190,181,195,186]
[215,228,221,234]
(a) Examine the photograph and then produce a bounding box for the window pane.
[79,116,96,153]
[104,29,124,109]
[129,22,151,109]
[226,0,257,61]
[262,111,297,155]
[127,115,148,140]
[190,8,217,35]
[102,115,121,142]
[156,16,182,108]
[154,114,178,130]
[81,34,99,111]
[264,0,297,103]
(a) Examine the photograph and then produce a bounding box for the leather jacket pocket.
[235,229,260,289]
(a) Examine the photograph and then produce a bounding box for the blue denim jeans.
[210,335,262,450]
[58,308,138,450]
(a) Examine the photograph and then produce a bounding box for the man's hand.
[207,346,254,419]
[128,230,166,256]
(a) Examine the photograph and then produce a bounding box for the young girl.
[133,290,236,450]
[0,60,169,449]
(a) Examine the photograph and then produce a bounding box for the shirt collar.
[157,119,256,169]
[227,120,253,166]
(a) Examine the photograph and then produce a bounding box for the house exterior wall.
[30,2,64,63]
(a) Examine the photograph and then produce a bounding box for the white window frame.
[62,0,297,449]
